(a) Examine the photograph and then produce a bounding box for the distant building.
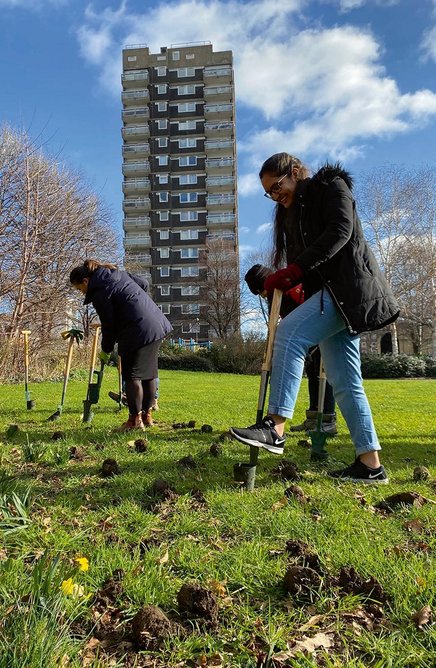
[121,42,239,341]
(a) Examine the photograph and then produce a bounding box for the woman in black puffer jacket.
[70,259,172,431]
[231,153,400,483]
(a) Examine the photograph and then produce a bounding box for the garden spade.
[82,324,105,423]
[47,328,84,421]
[309,357,329,461]
[234,288,282,490]
[21,330,35,410]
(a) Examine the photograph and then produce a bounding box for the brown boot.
[115,413,145,432]
[142,408,154,426]
[152,398,159,411]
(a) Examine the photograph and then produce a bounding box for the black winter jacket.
[286,165,400,335]
[83,267,172,354]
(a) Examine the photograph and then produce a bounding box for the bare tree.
[200,238,240,339]
[357,165,436,356]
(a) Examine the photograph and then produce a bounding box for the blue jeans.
[268,290,381,455]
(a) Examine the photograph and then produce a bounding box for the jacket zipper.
[298,197,356,335]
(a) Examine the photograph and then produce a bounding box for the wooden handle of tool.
[22,330,30,384]
[64,336,75,380]
[261,289,282,372]
[88,324,101,384]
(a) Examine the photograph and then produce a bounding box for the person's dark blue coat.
[83,267,172,354]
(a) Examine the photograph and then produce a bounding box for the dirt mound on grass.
[285,540,322,571]
[131,605,173,650]
[177,583,219,626]
[337,566,387,603]
[283,565,322,602]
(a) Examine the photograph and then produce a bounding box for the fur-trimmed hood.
[313,162,354,192]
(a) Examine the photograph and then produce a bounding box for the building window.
[178,120,197,131]
[157,155,168,166]
[181,285,200,296]
[157,173,168,184]
[180,266,199,277]
[156,84,167,94]
[156,66,167,76]
[159,247,170,258]
[160,303,170,314]
[177,84,196,95]
[180,247,199,259]
[172,51,180,61]
[179,211,198,221]
[160,266,170,277]
[179,192,198,203]
[177,102,197,113]
[158,191,169,202]
[181,303,200,314]
[178,138,197,149]
[160,285,170,295]
[157,137,168,148]
[180,229,199,240]
[159,211,169,221]
[157,119,168,129]
[156,101,167,112]
[179,174,198,185]
[127,55,137,62]
[157,55,166,61]
[186,54,195,60]
[177,67,196,77]
[179,155,197,167]
[159,229,170,240]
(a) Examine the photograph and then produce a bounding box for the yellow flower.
[61,578,75,595]
[75,556,89,572]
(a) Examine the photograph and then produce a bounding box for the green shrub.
[206,333,266,375]
[158,352,214,372]
[423,355,436,378]
[360,353,427,378]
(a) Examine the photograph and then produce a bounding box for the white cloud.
[76,0,436,162]
[238,172,259,196]
[421,25,436,63]
[0,0,66,7]
[257,222,272,234]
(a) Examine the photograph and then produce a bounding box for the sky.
[1,0,436,263]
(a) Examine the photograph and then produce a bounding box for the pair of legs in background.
[231,290,388,482]
[118,339,161,431]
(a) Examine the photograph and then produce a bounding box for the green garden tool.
[309,357,329,461]
[21,330,35,409]
[82,324,105,423]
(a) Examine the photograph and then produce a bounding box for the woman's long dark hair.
[259,153,310,269]
[70,259,117,285]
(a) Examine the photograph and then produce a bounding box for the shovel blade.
[309,430,329,461]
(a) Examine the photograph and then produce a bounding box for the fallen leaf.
[415,577,427,589]
[273,632,334,660]
[271,496,288,511]
[403,519,424,534]
[208,579,227,598]
[157,548,169,565]
[412,605,432,629]
[297,614,326,633]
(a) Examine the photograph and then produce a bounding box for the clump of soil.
[6,424,19,438]
[131,605,173,650]
[190,487,207,507]
[134,438,148,453]
[177,455,197,469]
[177,583,219,626]
[94,569,124,607]
[95,443,105,451]
[285,540,322,571]
[209,443,222,457]
[149,478,177,501]
[376,491,429,512]
[201,424,213,433]
[219,431,233,442]
[283,565,322,602]
[101,458,120,477]
[336,566,387,604]
[188,420,196,428]
[413,466,430,481]
[284,485,309,504]
[52,431,65,441]
[272,459,301,481]
[69,446,84,460]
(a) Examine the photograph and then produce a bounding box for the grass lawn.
[0,369,435,667]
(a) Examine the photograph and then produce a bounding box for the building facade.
[121,42,239,341]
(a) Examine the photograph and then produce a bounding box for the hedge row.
[159,340,436,378]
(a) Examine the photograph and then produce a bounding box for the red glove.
[264,263,303,293]
[286,283,304,305]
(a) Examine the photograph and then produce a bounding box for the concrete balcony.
[205,176,235,191]
[205,139,233,154]
[122,124,150,141]
[122,107,150,123]
[123,235,151,248]
[122,178,151,194]
[203,85,233,101]
[205,157,234,173]
[204,103,233,119]
[121,71,149,88]
[207,213,236,225]
[122,89,150,105]
[204,66,232,84]
[123,216,151,230]
[123,197,151,213]
[206,193,235,209]
[204,121,234,136]
[207,232,237,242]
[122,161,150,176]
[125,253,152,267]
[122,143,150,158]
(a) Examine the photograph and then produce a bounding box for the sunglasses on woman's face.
[263,172,288,199]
